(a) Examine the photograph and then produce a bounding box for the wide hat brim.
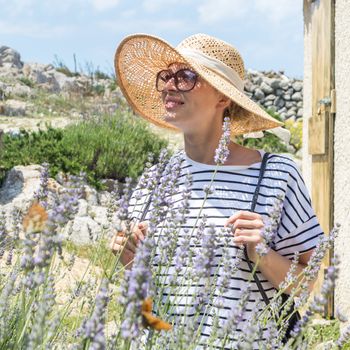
[114,34,284,136]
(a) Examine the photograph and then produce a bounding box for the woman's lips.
[165,100,184,110]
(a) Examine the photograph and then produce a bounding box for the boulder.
[3,99,28,116]
[292,92,303,102]
[253,88,265,100]
[0,46,23,69]
[260,81,273,95]
[0,165,43,207]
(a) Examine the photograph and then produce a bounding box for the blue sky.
[0,0,303,78]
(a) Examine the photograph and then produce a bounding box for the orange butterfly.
[22,202,48,233]
[141,298,172,331]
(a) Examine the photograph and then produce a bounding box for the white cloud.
[254,0,300,23]
[198,0,300,24]
[142,0,189,13]
[0,20,73,38]
[100,17,189,34]
[198,0,250,23]
[90,0,120,11]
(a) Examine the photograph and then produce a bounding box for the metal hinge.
[317,89,336,114]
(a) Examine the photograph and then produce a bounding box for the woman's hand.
[109,221,148,269]
[224,210,265,263]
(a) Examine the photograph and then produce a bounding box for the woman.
[111,33,324,348]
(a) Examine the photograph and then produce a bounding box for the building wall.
[334,0,350,320]
[303,0,350,321]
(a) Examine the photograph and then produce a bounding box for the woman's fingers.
[225,210,261,227]
[111,234,137,253]
[232,229,263,244]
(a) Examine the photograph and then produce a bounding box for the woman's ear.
[217,94,232,110]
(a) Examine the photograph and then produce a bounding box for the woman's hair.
[224,101,242,119]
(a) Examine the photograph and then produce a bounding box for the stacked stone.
[244,69,303,121]
[0,45,304,121]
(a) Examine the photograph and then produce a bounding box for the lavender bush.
[0,117,349,349]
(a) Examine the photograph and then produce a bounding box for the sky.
[0,0,304,79]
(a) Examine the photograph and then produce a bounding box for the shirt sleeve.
[273,160,325,259]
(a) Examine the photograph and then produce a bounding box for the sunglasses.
[156,68,198,92]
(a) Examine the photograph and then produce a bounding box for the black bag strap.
[243,151,271,306]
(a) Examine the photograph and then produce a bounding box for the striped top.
[128,149,324,349]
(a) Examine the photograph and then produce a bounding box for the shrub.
[0,110,169,188]
[19,77,35,88]
[234,109,288,153]
[285,118,303,151]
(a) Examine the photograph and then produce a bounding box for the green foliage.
[94,70,111,80]
[90,84,105,96]
[53,54,80,77]
[285,118,303,151]
[234,108,288,153]
[0,110,169,188]
[307,320,339,346]
[19,77,35,88]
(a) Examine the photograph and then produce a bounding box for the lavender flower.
[217,227,244,295]
[214,116,231,165]
[0,269,18,342]
[34,162,49,208]
[78,279,109,350]
[290,254,340,340]
[218,284,251,342]
[27,275,56,349]
[256,194,284,257]
[157,159,192,265]
[194,224,217,280]
[119,236,154,339]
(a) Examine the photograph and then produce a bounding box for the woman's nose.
[163,76,177,92]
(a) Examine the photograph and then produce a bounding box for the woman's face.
[158,63,229,134]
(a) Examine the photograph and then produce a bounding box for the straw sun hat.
[114,33,287,139]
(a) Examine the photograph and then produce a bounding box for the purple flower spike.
[214,116,231,165]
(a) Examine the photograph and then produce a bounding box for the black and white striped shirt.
[128,149,324,349]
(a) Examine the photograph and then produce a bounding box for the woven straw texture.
[114,33,283,135]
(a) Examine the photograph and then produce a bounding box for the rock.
[82,185,99,206]
[270,79,280,89]
[244,80,255,93]
[297,108,303,117]
[277,107,287,114]
[286,109,296,118]
[279,80,289,90]
[63,216,102,244]
[0,66,21,79]
[266,126,291,144]
[286,144,296,153]
[291,92,303,101]
[76,199,89,217]
[265,94,276,101]
[260,81,273,94]
[6,83,32,98]
[0,165,43,206]
[252,76,262,85]
[283,94,291,101]
[0,46,23,69]
[263,101,273,107]
[3,99,28,116]
[285,101,295,108]
[292,81,303,92]
[274,96,285,109]
[275,88,284,96]
[253,88,265,100]
[23,63,54,84]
